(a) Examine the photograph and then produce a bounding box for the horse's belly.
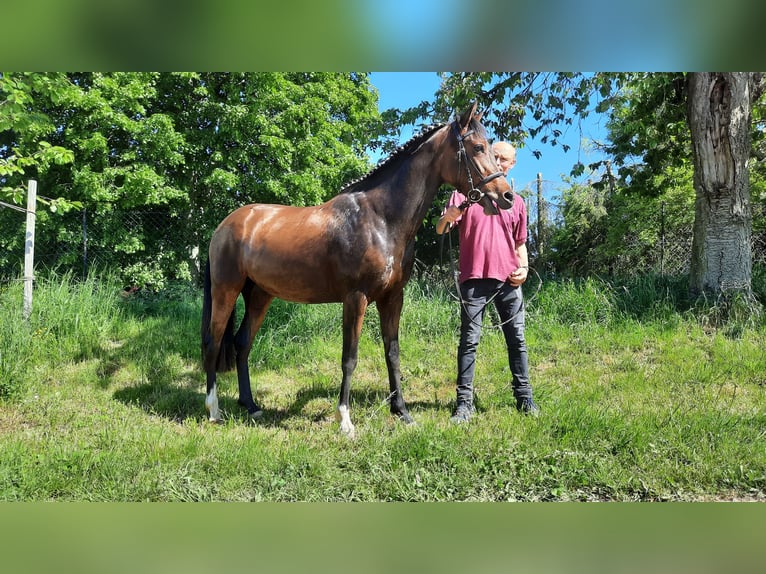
[248,254,342,304]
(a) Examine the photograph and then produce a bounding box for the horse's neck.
[373,154,441,237]
[340,128,449,239]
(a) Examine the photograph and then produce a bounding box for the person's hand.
[508,266,528,286]
[436,205,463,234]
[441,206,462,224]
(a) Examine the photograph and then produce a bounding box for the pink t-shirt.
[446,190,527,284]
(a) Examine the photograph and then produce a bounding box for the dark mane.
[339,122,446,194]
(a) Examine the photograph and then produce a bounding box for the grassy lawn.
[1,273,764,501]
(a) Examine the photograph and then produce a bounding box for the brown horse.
[201,103,512,436]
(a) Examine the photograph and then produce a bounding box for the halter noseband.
[452,121,505,209]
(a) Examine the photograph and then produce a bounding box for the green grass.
[1,272,765,501]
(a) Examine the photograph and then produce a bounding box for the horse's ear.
[458,101,479,129]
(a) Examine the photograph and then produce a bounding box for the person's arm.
[508,243,528,286]
[436,205,462,235]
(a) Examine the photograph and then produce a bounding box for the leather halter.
[451,121,505,208]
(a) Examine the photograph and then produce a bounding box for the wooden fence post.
[82,207,88,279]
[536,173,544,259]
[23,180,37,320]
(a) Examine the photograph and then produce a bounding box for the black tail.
[201,260,237,373]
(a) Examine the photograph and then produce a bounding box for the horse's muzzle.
[487,191,514,212]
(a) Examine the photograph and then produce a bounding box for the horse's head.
[449,102,514,215]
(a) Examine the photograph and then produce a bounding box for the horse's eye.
[474,144,485,153]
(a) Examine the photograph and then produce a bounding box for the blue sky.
[368,72,610,200]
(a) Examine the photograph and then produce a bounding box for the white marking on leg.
[206,386,221,422]
[336,404,356,438]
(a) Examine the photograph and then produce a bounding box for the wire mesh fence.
[521,178,766,278]
[0,207,205,288]
[2,197,765,289]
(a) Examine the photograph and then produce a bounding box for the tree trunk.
[687,72,754,297]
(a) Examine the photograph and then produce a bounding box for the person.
[436,141,539,423]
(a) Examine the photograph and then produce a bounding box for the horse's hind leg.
[377,289,414,424]
[203,287,240,423]
[234,280,273,419]
[202,257,243,422]
[336,292,368,438]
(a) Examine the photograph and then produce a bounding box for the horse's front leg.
[234,283,273,419]
[336,293,368,438]
[377,289,414,424]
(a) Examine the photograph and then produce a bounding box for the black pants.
[456,278,532,406]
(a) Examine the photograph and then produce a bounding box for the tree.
[603,73,690,197]
[596,73,697,277]
[545,177,608,276]
[153,72,380,283]
[0,73,76,208]
[152,73,379,230]
[1,72,381,285]
[1,73,79,279]
[687,72,765,297]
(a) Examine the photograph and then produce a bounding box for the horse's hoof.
[248,408,264,420]
[206,405,222,424]
[395,411,416,425]
[239,399,264,420]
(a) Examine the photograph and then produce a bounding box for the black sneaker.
[516,397,540,417]
[450,403,474,424]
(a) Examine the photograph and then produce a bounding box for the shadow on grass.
[113,380,207,423]
[112,375,441,430]
[107,292,439,426]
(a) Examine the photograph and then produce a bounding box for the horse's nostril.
[503,192,514,202]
